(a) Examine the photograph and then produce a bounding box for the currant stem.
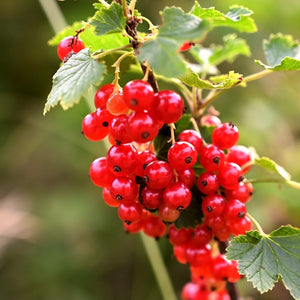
[139,232,178,300]
[122,0,129,19]
[112,51,134,88]
[91,44,132,60]
[142,62,151,82]
[245,177,300,190]
[128,0,137,11]
[247,213,266,236]
[169,123,176,144]
[139,16,158,33]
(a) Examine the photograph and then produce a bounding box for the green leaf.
[209,71,244,88]
[44,48,106,114]
[209,34,251,65]
[256,34,300,71]
[191,3,257,33]
[254,156,291,181]
[89,2,126,35]
[137,6,210,77]
[48,22,129,52]
[226,226,300,299]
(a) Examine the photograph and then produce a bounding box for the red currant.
[118,201,143,224]
[201,194,226,216]
[199,144,225,172]
[140,186,163,210]
[168,224,193,246]
[109,114,133,144]
[224,182,253,203]
[212,122,239,149]
[102,187,120,207]
[94,83,114,109]
[197,171,219,195]
[226,145,252,174]
[217,162,244,190]
[158,204,180,222]
[89,157,115,187]
[143,215,166,238]
[110,176,138,202]
[192,224,213,246]
[177,168,196,188]
[178,129,203,152]
[224,199,247,220]
[57,36,85,61]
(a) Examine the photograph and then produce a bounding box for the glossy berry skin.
[197,171,219,195]
[144,161,174,190]
[212,122,239,149]
[201,115,221,127]
[158,204,180,222]
[204,215,226,232]
[102,187,120,207]
[135,151,157,178]
[201,194,226,216]
[217,162,244,190]
[168,141,198,171]
[192,224,213,246]
[177,168,196,188]
[181,282,209,300]
[89,157,115,187]
[185,242,212,267]
[163,182,192,211]
[143,215,166,238]
[178,129,203,152]
[152,90,184,124]
[127,111,159,143]
[229,215,252,236]
[106,90,129,115]
[82,111,109,141]
[106,144,138,176]
[199,144,225,172]
[168,224,193,246]
[224,199,247,220]
[224,182,253,203]
[94,84,114,109]
[118,201,143,224]
[211,255,231,281]
[57,36,85,61]
[123,80,154,111]
[227,145,252,174]
[109,114,133,144]
[110,176,138,202]
[140,186,163,210]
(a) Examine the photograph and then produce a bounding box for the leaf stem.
[247,213,266,236]
[243,69,273,84]
[91,44,132,60]
[139,232,178,300]
[122,0,129,19]
[128,0,137,11]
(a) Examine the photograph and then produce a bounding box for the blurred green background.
[0,0,299,299]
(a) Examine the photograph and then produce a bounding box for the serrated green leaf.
[209,34,251,65]
[180,68,218,89]
[48,22,129,52]
[256,34,300,71]
[137,6,209,77]
[254,156,291,181]
[89,2,126,35]
[44,48,106,114]
[191,3,257,33]
[226,226,300,299]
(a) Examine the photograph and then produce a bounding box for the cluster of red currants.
[82,78,254,300]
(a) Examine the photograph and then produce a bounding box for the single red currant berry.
[185,242,212,267]
[135,151,157,178]
[177,168,196,188]
[204,215,226,232]
[229,215,252,236]
[212,122,239,149]
[57,36,85,61]
[214,225,232,242]
[173,244,188,264]
[193,224,213,246]
[168,141,198,171]
[224,199,247,220]
[142,215,166,238]
[211,255,231,281]
[167,224,193,246]
[89,157,115,187]
[144,161,174,190]
[95,108,115,131]
[152,90,184,124]
[123,80,154,111]
[102,187,120,207]
[82,111,108,141]
[217,162,244,190]
[127,111,159,143]
[190,262,213,282]
[181,282,209,300]
[106,144,138,176]
[140,186,163,210]
[224,182,254,203]
[118,201,143,224]
[106,90,129,115]
[227,260,242,283]
[178,129,203,152]
[226,145,252,174]
[163,182,192,211]
[94,83,114,109]
[179,41,195,52]
[201,194,226,216]
[197,171,219,195]
[110,176,138,202]
[199,144,225,172]
[201,115,221,127]
[158,204,180,222]
[109,114,133,144]
[123,219,143,234]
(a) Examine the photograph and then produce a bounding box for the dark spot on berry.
[81,130,84,134]
[102,121,109,127]
[130,98,138,106]
[238,175,244,182]
[238,211,245,218]
[124,220,132,225]
[143,163,148,170]
[176,206,184,212]
[116,140,122,146]
[229,122,235,128]
[206,206,213,212]
[210,286,216,292]
[201,180,208,187]
[249,191,253,196]
[185,156,192,164]
[113,165,122,173]
[141,132,150,139]
[116,194,123,201]
[212,156,220,164]
[155,236,160,241]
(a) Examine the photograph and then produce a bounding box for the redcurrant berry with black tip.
[224,182,254,203]
[109,114,133,144]
[57,36,85,61]
[178,129,203,152]
[229,215,252,236]
[110,176,138,202]
[102,187,120,207]
[217,162,244,190]
[89,157,115,187]
[201,194,226,216]
[197,171,219,195]
[199,144,225,172]
[123,80,154,111]
[142,215,166,238]
[135,151,157,178]
[158,204,180,222]
[177,168,196,188]
[224,199,247,220]
[140,186,163,210]
[212,122,239,149]
[118,201,143,224]
[82,111,108,141]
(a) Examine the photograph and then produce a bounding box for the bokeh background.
[0,0,300,299]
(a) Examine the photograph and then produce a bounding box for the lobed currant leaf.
[190,2,257,33]
[226,226,300,299]
[48,22,129,52]
[137,6,209,77]
[44,48,106,114]
[89,2,126,36]
[255,34,300,71]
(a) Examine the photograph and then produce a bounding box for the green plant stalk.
[39,2,178,300]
